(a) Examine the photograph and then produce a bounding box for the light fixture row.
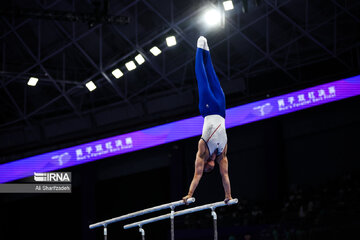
[27,35,177,92]
[103,35,176,91]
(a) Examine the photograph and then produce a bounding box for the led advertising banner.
[1,75,359,183]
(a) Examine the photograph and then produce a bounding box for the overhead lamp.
[135,54,145,65]
[166,36,177,47]
[27,77,39,86]
[111,68,123,79]
[86,81,97,92]
[203,8,222,27]
[223,1,234,11]
[150,46,161,56]
[125,60,137,71]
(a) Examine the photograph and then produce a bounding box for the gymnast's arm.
[183,140,206,203]
[217,144,232,203]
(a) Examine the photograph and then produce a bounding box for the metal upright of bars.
[89,198,195,240]
[124,198,238,240]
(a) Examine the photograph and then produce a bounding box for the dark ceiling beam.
[263,0,352,70]
[53,21,145,118]
[0,24,101,89]
[0,19,30,40]
[230,3,355,79]
[331,0,360,23]
[1,41,38,134]
[222,2,298,81]
[52,21,127,101]
[0,0,63,40]
[0,8,130,25]
[2,18,82,117]
[127,57,194,101]
[36,0,63,10]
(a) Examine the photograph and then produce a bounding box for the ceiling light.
[86,81,97,92]
[150,46,161,56]
[27,77,39,86]
[135,54,145,65]
[111,68,123,79]
[125,60,137,71]
[223,1,234,11]
[203,8,222,27]
[166,36,177,47]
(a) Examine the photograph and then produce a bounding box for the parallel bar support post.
[211,208,218,240]
[139,226,145,240]
[170,206,175,240]
[103,226,107,240]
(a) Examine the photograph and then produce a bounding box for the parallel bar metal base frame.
[124,199,238,240]
[124,199,238,229]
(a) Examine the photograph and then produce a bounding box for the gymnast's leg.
[197,36,226,118]
[203,46,225,99]
[195,36,216,118]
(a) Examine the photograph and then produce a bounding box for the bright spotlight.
[223,1,234,11]
[150,46,162,56]
[135,54,145,65]
[27,77,39,86]
[86,81,97,92]
[166,36,177,47]
[203,8,221,27]
[125,61,137,71]
[112,68,123,79]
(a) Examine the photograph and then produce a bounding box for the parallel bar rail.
[89,198,195,229]
[124,198,238,229]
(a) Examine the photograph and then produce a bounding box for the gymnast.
[183,36,232,204]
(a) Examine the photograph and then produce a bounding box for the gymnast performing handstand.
[183,36,232,204]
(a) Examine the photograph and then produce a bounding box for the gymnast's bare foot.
[197,36,209,51]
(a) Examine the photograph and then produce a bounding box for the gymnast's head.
[204,150,217,173]
[204,160,215,173]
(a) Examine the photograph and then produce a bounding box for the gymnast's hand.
[182,194,192,205]
[224,196,233,205]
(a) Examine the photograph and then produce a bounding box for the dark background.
[1,0,360,240]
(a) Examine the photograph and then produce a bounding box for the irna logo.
[34,172,71,182]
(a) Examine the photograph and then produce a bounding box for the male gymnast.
[183,36,232,204]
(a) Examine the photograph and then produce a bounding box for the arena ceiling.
[0,0,359,159]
